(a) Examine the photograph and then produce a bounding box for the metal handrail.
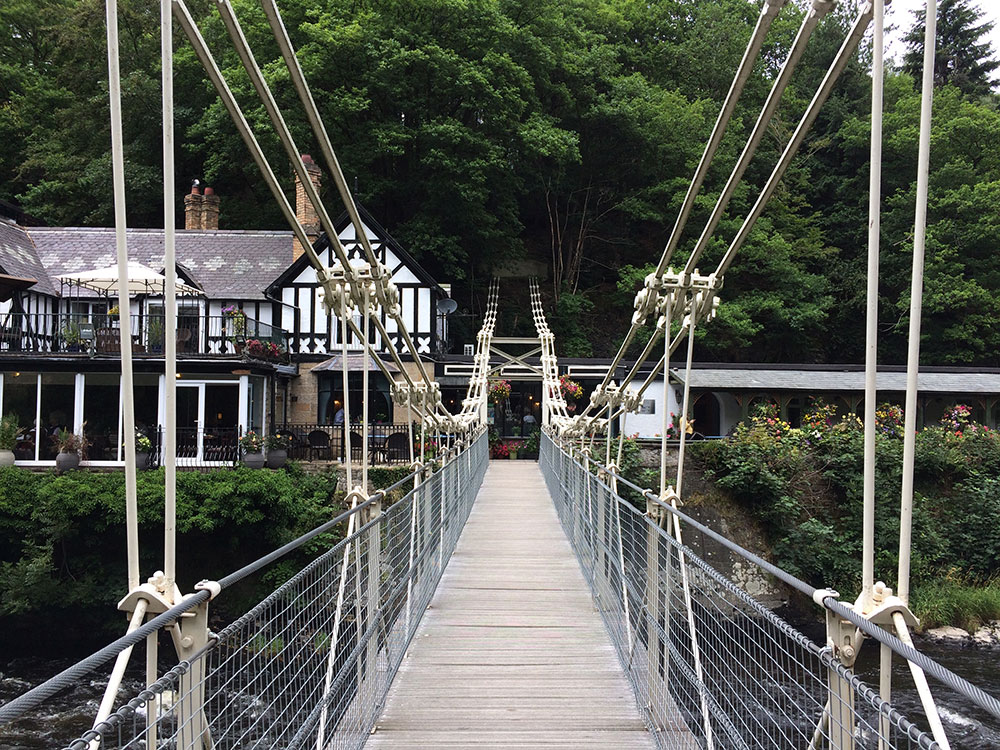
[542,432,1000,734]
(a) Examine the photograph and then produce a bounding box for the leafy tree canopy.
[3,0,1000,365]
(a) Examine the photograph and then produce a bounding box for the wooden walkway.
[366,460,655,749]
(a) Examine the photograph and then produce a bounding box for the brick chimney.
[184,183,203,230]
[293,154,322,261]
[202,186,220,230]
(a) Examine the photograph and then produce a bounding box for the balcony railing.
[0,312,289,362]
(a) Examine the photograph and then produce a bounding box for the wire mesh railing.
[539,432,940,750]
[0,430,487,749]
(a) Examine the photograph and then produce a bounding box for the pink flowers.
[245,339,284,361]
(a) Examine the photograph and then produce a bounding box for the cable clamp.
[813,587,839,608]
[194,580,222,601]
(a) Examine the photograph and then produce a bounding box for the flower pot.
[266,448,287,469]
[135,451,150,470]
[509,450,519,460]
[56,451,80,473]
[0,449,14,467]
[243,451,265,469]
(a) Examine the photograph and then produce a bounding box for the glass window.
[318,372,393,425]
[84,374,120,461]
[205,384,239,429]
[3,371,39,460]
[132,374,160,441]
[40,373,75,460]
[248,376,264,432]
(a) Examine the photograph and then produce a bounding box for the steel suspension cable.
[105,0,140,594]
[188,1,437,408]
[898,0,936,609]
[215,0,445,405]
[683,0,834,276]
[161,0,178,595]
[862,0,884,611]
[583,1,872,430]
[714,2,875,278]
[657,0,790,274]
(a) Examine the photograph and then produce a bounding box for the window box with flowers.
[239,430,265,468]
[244,338,285,363]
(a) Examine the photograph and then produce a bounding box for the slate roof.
[0,219,57,296]
[26,227,294,300]
[676,367,1000,394]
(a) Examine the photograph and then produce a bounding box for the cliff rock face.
[636,446,788,609]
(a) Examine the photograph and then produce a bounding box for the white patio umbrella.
[57,261,203,296]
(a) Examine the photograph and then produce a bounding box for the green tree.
[902,0,999,97]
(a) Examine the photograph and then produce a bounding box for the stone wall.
[285,361,321,424]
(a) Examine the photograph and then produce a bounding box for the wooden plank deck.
[366,460,656,749]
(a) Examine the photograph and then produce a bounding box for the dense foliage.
[0,465,342,654]
[697,402,1000,628]
[2,1,1000,363]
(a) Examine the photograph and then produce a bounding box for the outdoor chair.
[384,432,411,463]
[175,328,192,353]
[348,431,364,462]
[307,429,332,461]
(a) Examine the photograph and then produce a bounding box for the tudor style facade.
[0,172,447,467]
[270,211,446,358]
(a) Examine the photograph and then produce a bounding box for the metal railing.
[0,429,488,749]
[156,426,241,468]
[275,423,427,465]
[539,432,953,750]
[0,312,289,361]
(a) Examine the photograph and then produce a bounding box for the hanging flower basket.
[559,375,583,401]
[488,379,511,404]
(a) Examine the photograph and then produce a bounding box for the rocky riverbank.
[924,621,1000,648]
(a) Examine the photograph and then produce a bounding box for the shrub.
[239,430,264,453]
[0,467,341,655]
[0,413,21,451]
[703,405,1000,619]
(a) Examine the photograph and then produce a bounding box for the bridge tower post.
[171,580,219,750]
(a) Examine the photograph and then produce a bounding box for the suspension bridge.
[2,0,1000,748]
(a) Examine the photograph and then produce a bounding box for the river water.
[854,639,1000,749]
